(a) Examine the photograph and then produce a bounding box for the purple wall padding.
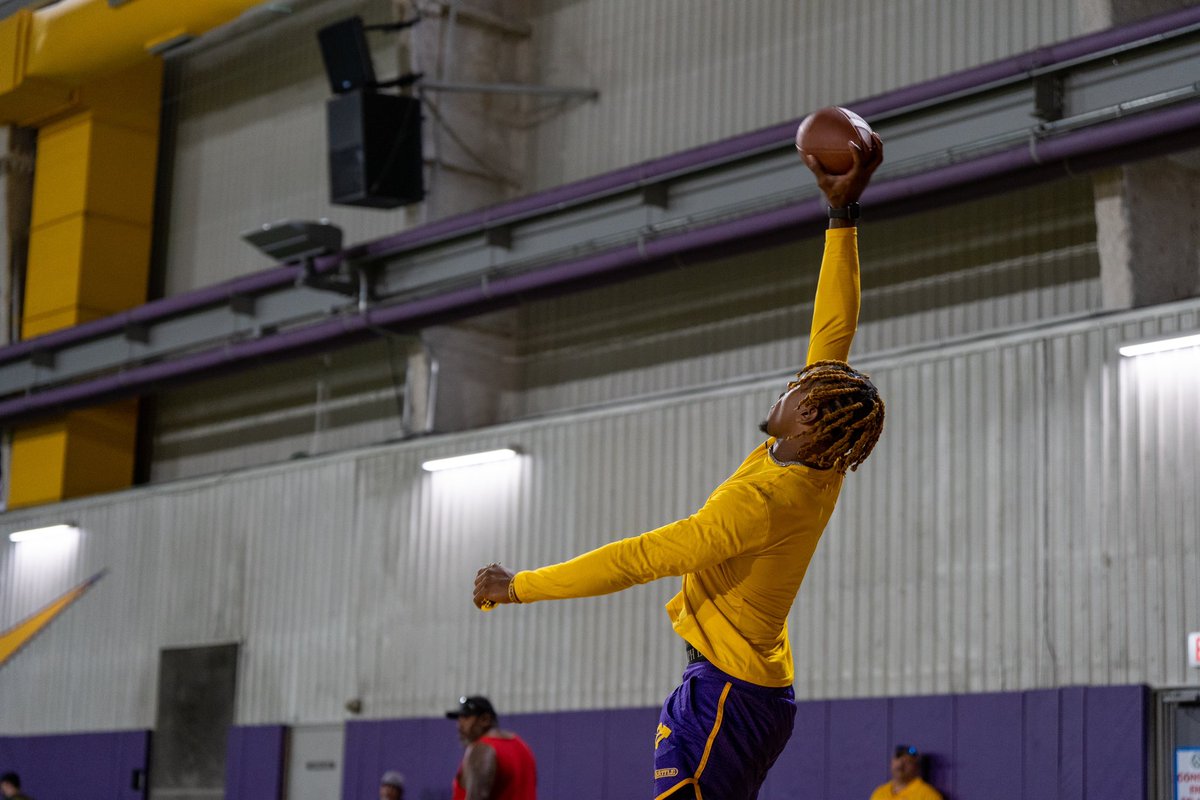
[0,730,149,800]
[225,725,286,800]
[340,684,1147,800]
[342,717,463,800]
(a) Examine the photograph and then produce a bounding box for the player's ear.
[797,403,820,424]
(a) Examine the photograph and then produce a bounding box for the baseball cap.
[446,695,496,719]
[380,770,405,788]
[894,744,920,758]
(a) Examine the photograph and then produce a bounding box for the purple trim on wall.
[0,729,150,800]
[956,693,1024,798]
[337,685,1147,800]
[341,717,462,800]
[1060,687,1088,800]
[1085,686,1150,800]
[2,4,1198,368]
[225,725,286,800]
[825,698,891,800]
[891,694,956,791]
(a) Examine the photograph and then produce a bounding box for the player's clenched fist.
[474,562,518,610]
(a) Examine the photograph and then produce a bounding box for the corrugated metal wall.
[159,0,1084,290]
[150,176,1099,481]
[509,176,1101,417]
[149,340,412,482]
[3,295,1198,734]
[146,0,1094,479]
[525,0,1079,189]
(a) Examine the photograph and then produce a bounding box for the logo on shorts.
[654,722,672,750]
[655,768,680,779]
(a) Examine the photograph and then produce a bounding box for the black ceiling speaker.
[317,16,377,94]
[327,89,425,208]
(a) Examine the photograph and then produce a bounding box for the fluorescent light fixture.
[8,524,79,544]
[422,448,520,472]
[1119,332,1200,357]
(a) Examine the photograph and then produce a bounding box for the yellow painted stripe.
[0,570,105,667]
[694,682,732,781]
[654,777,696,800]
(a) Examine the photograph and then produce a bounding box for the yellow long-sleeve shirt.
[512,227,860,687]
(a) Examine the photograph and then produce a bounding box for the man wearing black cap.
[446,696,537,800]
[868,745,941,800]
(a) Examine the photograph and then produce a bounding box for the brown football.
[795,107,876,174]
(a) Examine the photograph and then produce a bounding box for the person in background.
[447,695,537,800]
[379,770,405,800]
[0,772,33,800]
[868,745,942,800]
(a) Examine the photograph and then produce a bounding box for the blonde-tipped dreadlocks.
[782,360,884,474]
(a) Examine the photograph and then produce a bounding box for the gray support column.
[420,320,519,433]
[393,0,529,430]
[1078,1,1200,309]
[1093,156,1200,310]
[402,0,533,219]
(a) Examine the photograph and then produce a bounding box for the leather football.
[795,107,876,174]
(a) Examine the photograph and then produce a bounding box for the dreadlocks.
[782,359,884,474]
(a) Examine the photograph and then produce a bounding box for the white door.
[286,724,345,800]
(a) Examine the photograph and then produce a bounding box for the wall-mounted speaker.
[327,89,424,208]
[317,16,377,94]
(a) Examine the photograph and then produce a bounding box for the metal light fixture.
[8,523,79,544]
[241,219,343,263]
[1118,332,1200,357]
[421,448,520,472]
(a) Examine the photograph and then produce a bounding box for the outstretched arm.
[473,483,769,607]
[803,134,882,365]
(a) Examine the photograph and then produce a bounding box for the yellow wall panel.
[8,422,69,507]
[32,113,158,227]
[7,401,139,507]
[29,112,90,225]
[85,122,158,225]
[22,215,84,337]
[77,216,152,313]
[7,7,170,506]
[60,401,139,499]
[23,213,151,337]
[0,10,30,95]
[79,58,162,132]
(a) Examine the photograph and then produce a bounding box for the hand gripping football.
[795,107,877,174]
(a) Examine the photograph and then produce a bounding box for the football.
[795,107,876,174]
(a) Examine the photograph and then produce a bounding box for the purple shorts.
[653,659,796,800]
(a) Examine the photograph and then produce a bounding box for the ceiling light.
[1118,332,1200,357]
[8,524,79,544]
[421,448,520,472]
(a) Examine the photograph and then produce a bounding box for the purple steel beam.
[0,98,1198,425]
[0,3,1198,367]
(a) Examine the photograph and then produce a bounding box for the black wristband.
[828,202,861,220]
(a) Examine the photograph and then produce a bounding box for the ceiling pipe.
[2,3,1199,366]
[0,98,1198,426]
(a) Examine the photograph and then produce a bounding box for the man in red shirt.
[447,696,537,800]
